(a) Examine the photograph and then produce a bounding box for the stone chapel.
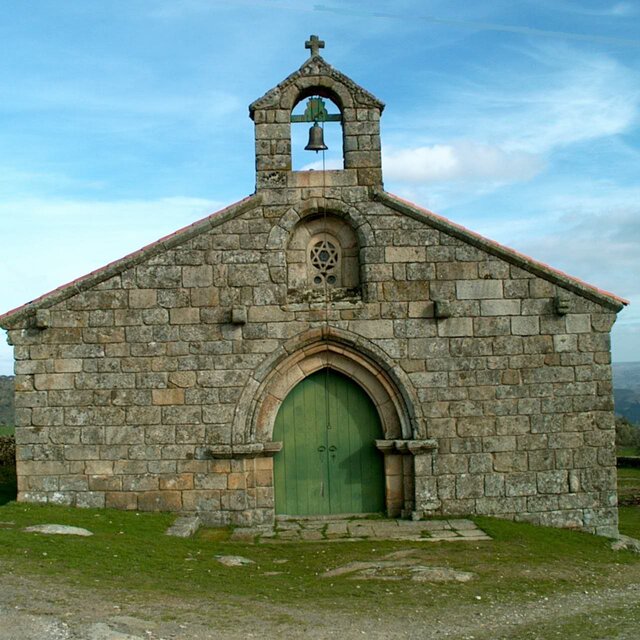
[0,37,628,536]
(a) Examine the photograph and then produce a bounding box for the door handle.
[328,446,337,452]
[317,445,326,452]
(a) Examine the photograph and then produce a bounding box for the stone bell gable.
[250,42,384,190]
[0,37,628,537]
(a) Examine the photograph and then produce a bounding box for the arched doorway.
[273,369,385,516]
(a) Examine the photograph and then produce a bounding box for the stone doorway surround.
[225,327,439,520]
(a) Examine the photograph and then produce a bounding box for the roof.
[374,189,628,312]
[0,188,627,328]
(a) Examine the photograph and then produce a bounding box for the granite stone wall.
[4,182,620,535]
[0,50,622,536]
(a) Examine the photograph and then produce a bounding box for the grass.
[0,465,636,625]
[0,501,637,618]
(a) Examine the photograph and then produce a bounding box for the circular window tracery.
[309,238,340,287]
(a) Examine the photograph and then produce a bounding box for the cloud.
[609,2,638,16]
[383,142,543,184]
[546,1,639,17]
[1,81,243,127]
[390,44,639,158]
[503,53,639,154]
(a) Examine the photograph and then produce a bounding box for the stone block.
[122,474,159,492]
[457,418,495,437]
[76,492,106,508]
[221,490,248,511]
[437,318,473,337]
[126,406,161,425]
[482,436,516,452]
[194,473,227,490]
[528,449,555,471]
[65,445,100,461]
[516,434,548,450]
[34,374,75,391]
[152,389,185,406]
[474,317,511,336]
[537,470,568,494]
[382,281,426,301]
[114,460,147,474]
[228,473,247,490]
[182,266,213,288]
[527,495,559,512]
[105,426,145,445]
[456,280,503,299]
[182,490,221,511]
[566,314,591,334]
[511,316,540,336]
[480,300,520,316]
[385,246,425,262]
[553,334,578,353]
[169,308,200,325]
[136,266,181,288]
[505,473,537,497]
[159,473,194,491]
[137,491,182,511]
[469,453,492,473]
[106,492,138,510]
[474,496,527,515]
[145,425,176,445]
[484,473,505,497]
[435,262,478,280]
[162,406,202,424]
[433,454,468,475]
[89,475,122,491]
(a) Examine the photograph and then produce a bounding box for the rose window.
[309,239,339,286]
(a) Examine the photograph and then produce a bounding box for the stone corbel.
[36,309,50,328]
[375,439,438,455]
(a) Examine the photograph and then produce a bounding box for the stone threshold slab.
[229,518,491,543]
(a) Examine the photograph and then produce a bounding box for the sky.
[1,0,639,375]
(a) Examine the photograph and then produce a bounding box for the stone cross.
[305,35,325,58]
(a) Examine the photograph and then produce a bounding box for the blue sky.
[1,1,639,374]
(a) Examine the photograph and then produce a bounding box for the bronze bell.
[305,122,328,152]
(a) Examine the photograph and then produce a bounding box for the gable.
[0,186,627,332]
[373,190,627,313]
[0,195,261,329]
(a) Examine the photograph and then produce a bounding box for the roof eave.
[0,194,261,329]
[375,189,628,313]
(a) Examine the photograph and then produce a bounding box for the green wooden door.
[273,369,384,516]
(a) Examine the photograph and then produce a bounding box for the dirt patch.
[2,567,640,639]
[321,549,476,582]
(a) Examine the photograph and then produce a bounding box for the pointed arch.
[231,326,424,446]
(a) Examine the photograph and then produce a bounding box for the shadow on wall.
[0,435,16,505]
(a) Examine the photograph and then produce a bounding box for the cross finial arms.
[305,34,325,58]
